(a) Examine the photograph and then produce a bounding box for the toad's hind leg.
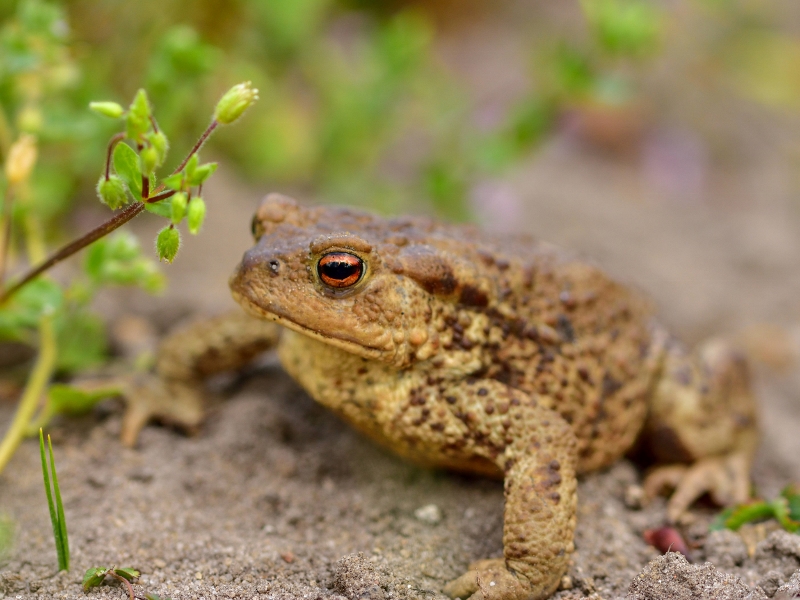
[119,311,281,446]
[642,333,758,522]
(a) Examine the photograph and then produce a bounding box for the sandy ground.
[4,2,800,599]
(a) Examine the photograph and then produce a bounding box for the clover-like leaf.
[83,567,110,592]
[113,143,142,198]
[113,567,141,581]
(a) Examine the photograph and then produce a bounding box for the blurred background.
[2,0,800,344]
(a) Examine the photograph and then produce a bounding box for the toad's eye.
[317,252,363,288]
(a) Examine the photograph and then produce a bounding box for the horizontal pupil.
[322,261,357,280]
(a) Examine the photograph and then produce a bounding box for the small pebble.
[414,504,442,524]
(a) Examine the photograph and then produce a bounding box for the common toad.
[122,194,758,600]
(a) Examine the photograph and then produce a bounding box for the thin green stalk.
[40,428,69,571]
[0,315,57,473]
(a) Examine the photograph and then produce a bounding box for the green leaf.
[145,199,173,218]
[160,172,184,191]
[710,501,776,531]
[54,312,107,372]
[782,485,800,521]
[113,143,142,199]
[83,567,109,591]
[188,162,217,186]
[156,226,180,263]
[0,279,64,341]
[113,567,141,581]
[48,384,121,416]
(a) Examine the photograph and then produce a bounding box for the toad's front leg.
[119,311,281,446]
[439,380,578,600]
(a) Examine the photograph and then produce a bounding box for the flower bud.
[187,197,206,234]
[156,226,180,263]
[96,175,129,210]
[126,89,152,141]
[5,134,37,185]
[89,101,125,119]
[214,81,259,125]
[170,192,188,224]
[148,131,169,165]
[141,146,159,175]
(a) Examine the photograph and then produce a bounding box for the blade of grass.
[39,428,68,571]
[48,434,69,570]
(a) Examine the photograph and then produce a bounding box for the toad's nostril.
[268,260,280,274]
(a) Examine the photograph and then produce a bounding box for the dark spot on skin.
[477,388,488,397]
[673,366,692,386]
[453,322,464,335]
[459,285,489,308]
[577,366,591,382]
[460,338,475,350]
[485,405,495,414]
[549,460,560,471]
[549,492,561,503]
[510,398,520,406]
[357,367,367,375]
[556,314,575,343]
[430,422,445,432]
[445,396,457,404]
[601,373,622,398]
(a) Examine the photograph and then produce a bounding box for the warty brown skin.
[124,193,758,600]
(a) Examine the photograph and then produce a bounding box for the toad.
[121,194,758,600]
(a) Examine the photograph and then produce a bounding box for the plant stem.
[105,133,125,181]
[108,570,135,600]
[0,185,15,287]
[0,315,57,473]
[174,119,217,174]
[0,202,146,304]
[0,118,218,305]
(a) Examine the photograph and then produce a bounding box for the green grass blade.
[39,429,65,570]
[48,434,69,570]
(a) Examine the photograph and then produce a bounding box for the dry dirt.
[4,2,800,599]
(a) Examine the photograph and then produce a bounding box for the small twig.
[105,133,125,181]
[0,203,145,304]
[107,570,135,600]
[173,119,217,174]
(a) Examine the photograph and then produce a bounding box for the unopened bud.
[171,192,188,224]
[5,134,37,185]
[141,146,159,175]
[214,81,259,125]
[148,131,169,165]
[187,197,206,234]
[97,175,129,210]
[156,226,180,263]
[89,101,125,119]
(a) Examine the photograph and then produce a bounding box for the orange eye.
[317,252,364,288]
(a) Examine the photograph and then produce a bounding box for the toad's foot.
[644,451,751,522]
[118,374,205,447]
[444,559,534,600]
[119,311,281,446]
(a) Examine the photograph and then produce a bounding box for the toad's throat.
[230,289,387,360]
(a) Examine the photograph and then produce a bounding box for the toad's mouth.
[230,289,388,360]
